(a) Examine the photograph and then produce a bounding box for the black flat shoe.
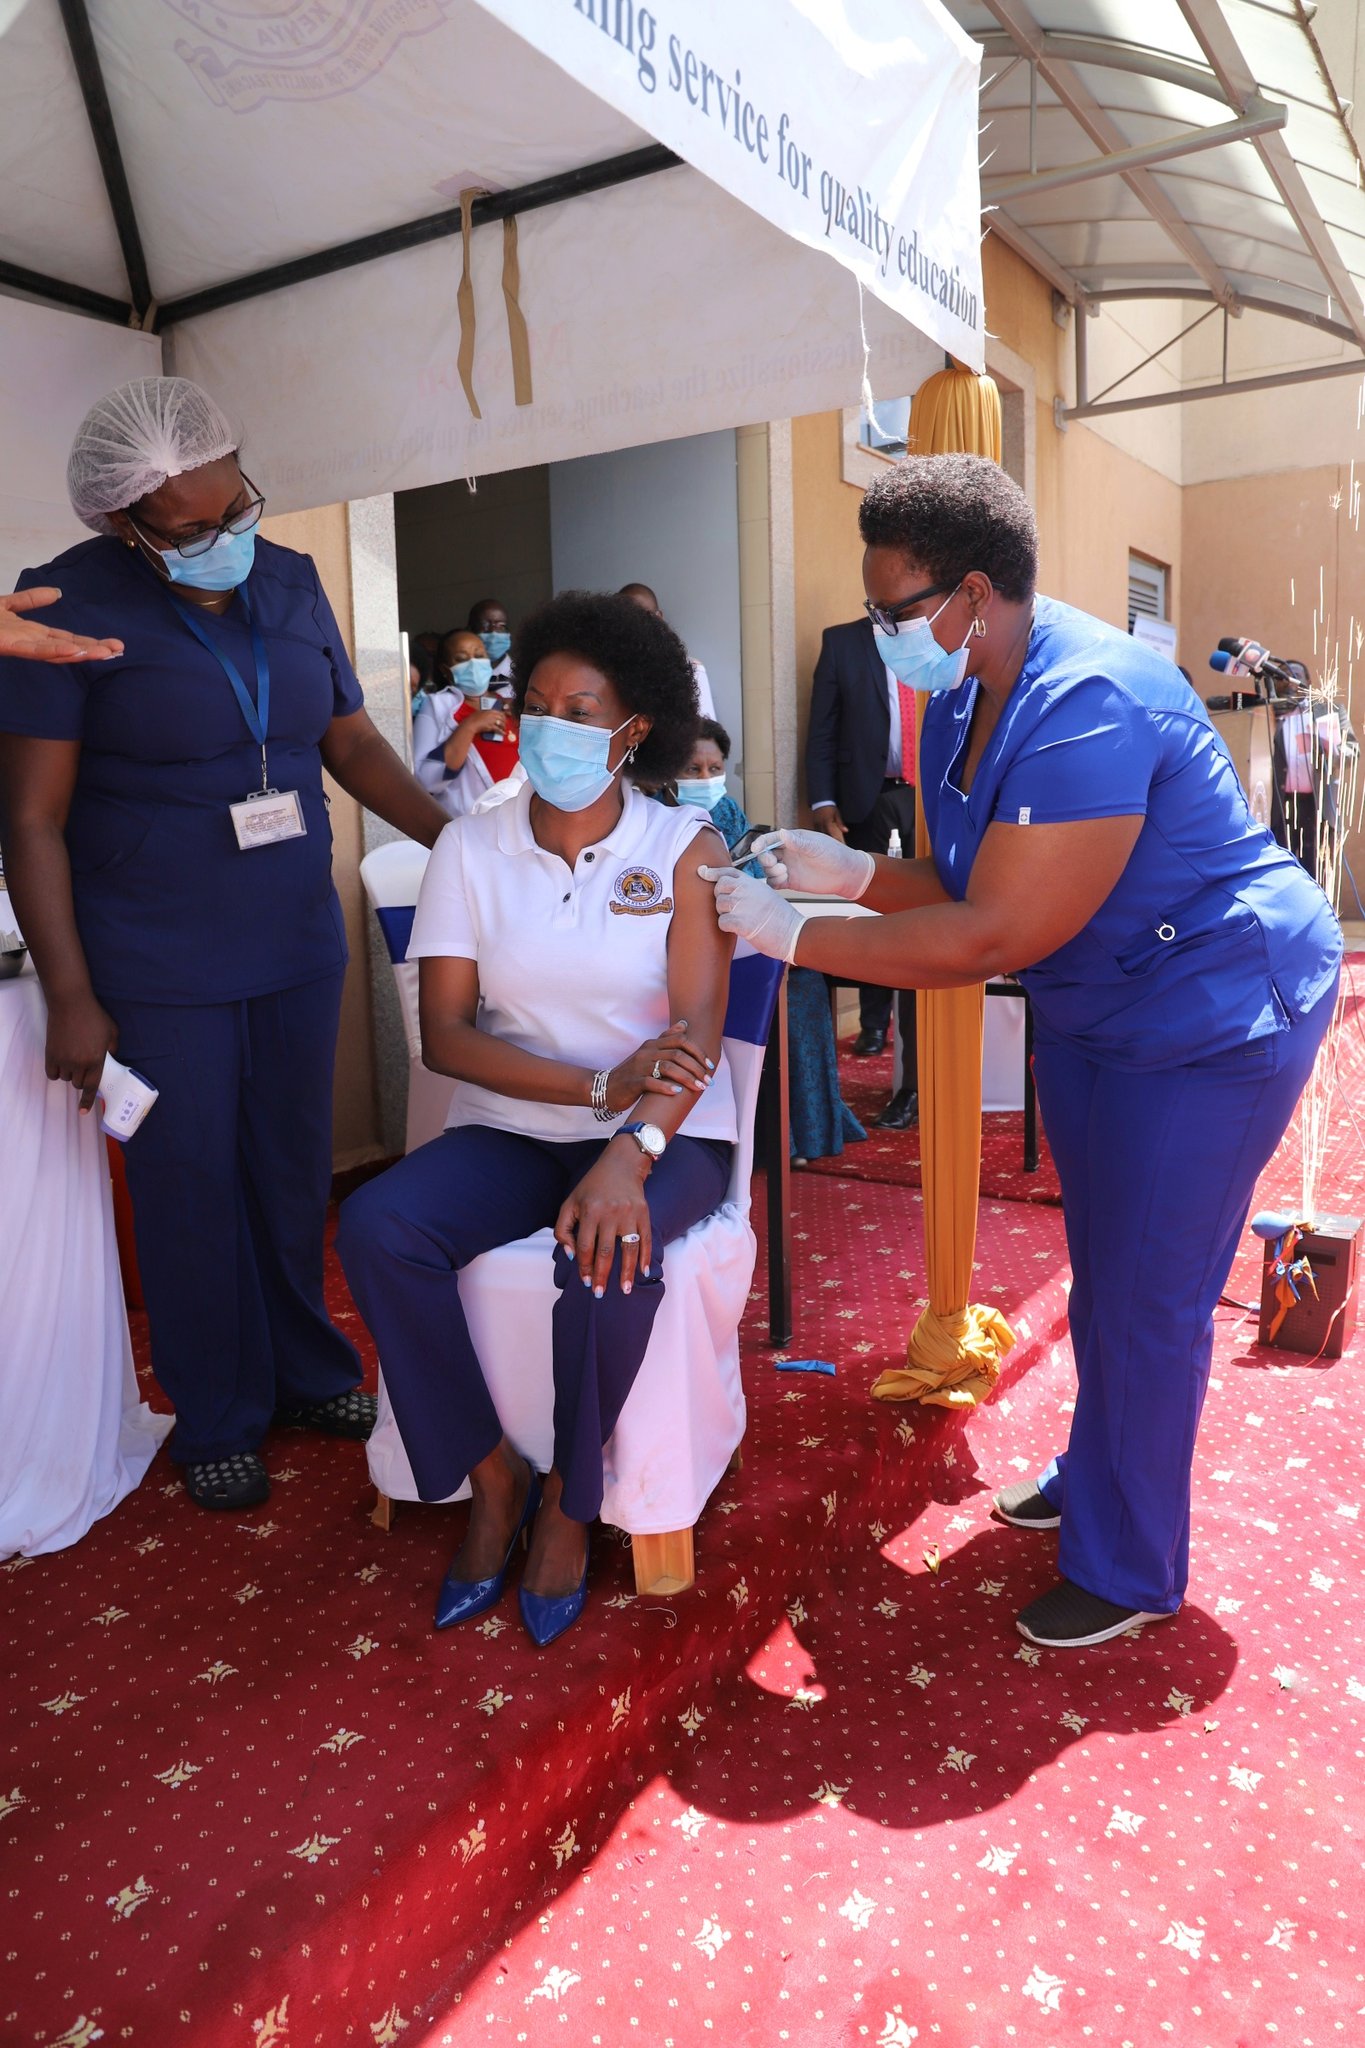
[852,1027,888,1057]
[273,1389,378,1440]
[993,1480,1061,1529]
[1016,1578,1172,1649]
[874,1087,918,1130]
[183,1453,270,1511]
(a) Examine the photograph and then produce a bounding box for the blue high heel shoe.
[434,1470,541,1631]
[518,1530,590,1648]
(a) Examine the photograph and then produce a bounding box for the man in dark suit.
[805,616,918,1126]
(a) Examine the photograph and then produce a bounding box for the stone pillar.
[736,420,799,828]
[348,493,410,1159]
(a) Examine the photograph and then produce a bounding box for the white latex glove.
[698,864,804,964]
[751,827,875,900]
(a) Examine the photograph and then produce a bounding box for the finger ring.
[651,1060,662,1079]
[620,1232,642,1244]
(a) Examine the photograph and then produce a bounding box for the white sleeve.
[408,821,478,960]
[690,660,716,719]
[411,691,458,798]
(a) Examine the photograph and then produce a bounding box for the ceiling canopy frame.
[7,1,1365,429]
[968,0,1365,422]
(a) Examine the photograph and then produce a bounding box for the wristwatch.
[618,1120,667,1163]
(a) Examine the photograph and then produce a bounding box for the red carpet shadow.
[661,1526,1240,1836]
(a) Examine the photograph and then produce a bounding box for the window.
[858,394,911,458]
[1127,553,1167,628]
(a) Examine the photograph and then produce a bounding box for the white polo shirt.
[408,780,739,1143]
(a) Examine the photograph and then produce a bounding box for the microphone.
[1205,653,1263,712]
[1213,637,1293,682]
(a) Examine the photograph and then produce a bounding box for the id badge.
[229,787,307,850]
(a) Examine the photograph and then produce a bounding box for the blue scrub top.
[919,596,1341,1069]
[0,535,364,1004]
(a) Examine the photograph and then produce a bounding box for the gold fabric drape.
[871,360,1015,1411]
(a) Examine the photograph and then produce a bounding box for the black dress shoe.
[273,1389,378,1440]
[874,1087,918,1130]
[851,1026,888,1057]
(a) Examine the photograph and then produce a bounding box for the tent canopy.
[946,0,1365,418]
[0,0,982,536]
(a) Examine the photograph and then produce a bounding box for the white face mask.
[518,711,635,811]
[675,775,727,810]
[873,585,975,694]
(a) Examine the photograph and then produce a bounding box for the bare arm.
[320,707,449,851]
[0,734,118,1109]
[441,706,508,775]
[556,824,736,1293]
[792,814,1144,988]
[857,851,954,915]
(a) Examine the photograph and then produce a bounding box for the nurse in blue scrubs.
[0,377,448,1513]
[705,454,1341,1651]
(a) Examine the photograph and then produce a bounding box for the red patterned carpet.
[807,1040,1063,1204]
[4,982,1365,2047]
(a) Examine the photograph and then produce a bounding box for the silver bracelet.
[590,1069,616,1122]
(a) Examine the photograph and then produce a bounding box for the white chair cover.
[982,989,1028,1112]
[364,944,783,1536]
[0,968,170,1556]
[359,838,453,1153]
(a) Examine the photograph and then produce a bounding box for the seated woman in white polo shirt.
[338,593,736,1649]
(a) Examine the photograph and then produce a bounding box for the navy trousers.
[336,1126,732,1524]
[107,971,361,1464]
[1031,981,1337,1613]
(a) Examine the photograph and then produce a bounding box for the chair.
[358,838,453,1154]
[364,944,785,1595]
[983,981,1038,1172]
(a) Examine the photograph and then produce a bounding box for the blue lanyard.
[173,592,271,751]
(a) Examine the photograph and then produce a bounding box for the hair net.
[67,376,239,534]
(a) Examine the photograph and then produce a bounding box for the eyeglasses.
[863,581,952,636]
[135,473,266,559]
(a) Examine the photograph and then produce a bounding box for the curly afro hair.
[859,453,1038,604]
[510,590,699,782]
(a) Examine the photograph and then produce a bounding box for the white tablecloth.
[0,965,170,1557]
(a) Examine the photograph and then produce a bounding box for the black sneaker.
[993,1480,1061,1529]
[183,1452,270,1511]
[1016,1578,1171,1649]
[273,1389,378,1441]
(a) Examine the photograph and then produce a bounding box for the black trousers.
[845,780,918,1047]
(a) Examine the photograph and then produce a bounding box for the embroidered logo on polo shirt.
[610,865,673,916]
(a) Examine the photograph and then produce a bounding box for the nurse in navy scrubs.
[0,377,448,1512]
[705,454,1341,1652]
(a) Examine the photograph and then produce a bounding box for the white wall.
[548,430,745,785]
[0,297,160,588]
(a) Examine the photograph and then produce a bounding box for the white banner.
[0,299,161,588]
[469,0,984,369]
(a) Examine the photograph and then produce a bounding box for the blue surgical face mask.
[675,775,727,810]
[150,524,257,593]
[452,657,493,696]
[874,585,973,694]
[480,630,511,663]
[518,711,634,812]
